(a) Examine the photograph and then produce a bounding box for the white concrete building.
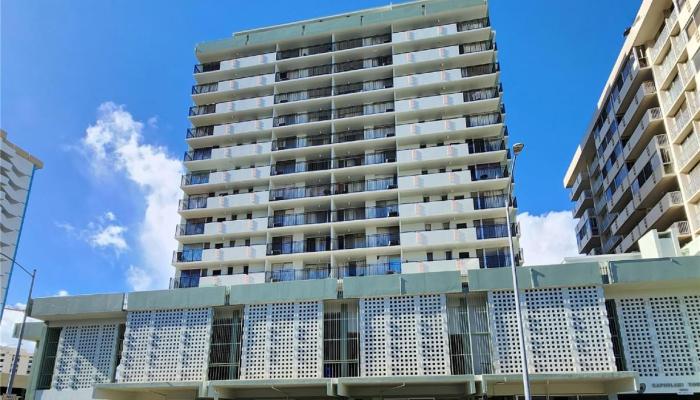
[0,345,32,375]
[0,130,42,320]
[173,0,520,290]
[565,0,700,255]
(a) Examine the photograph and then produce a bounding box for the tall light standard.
[504,142,531,399]
[0,252,36,396]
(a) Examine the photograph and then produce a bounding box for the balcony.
[273,101,394,127]
[274,78,393,105]
[394,40,495,65]
[179,191,270,213]
[398,165,507,192]
[186,118,274,140]
[648,10,679,64]
[401,258,481,275]
[684,165,700,202]
[399,195,509,219]
[397,139,504,166]
[396,112,502,139]
[183,142,271,167]
[394,63,499,89]
[616,191,685,253]
[192,73,276,99]
[621,107,663,159]
[276,55,392,82]
[395,87,500,114]
[276,33,391,60]
[199,272,266,287]
[266,267,333,282]
[268,211,331,228]
[269,176,397,201]
[194,52,276,74]
[677,125,700,172]
[333,205,399,222]
[333,232,400,250]
[400,224,513,248]
[267,238,332,255]
[338,262,401,277]
[573,189,594,218]
[392,17,489,43]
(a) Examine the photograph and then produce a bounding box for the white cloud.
[82,102,182,290]
[517,211,580,265]
[104,211,116,221]
[89,224,128,251]
[147,116,158,129]
[0,305,36,352]
[55,290,69,297]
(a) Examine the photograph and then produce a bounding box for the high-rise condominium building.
[173,0,519,289]
[564,0,700,255]
[0,130,42,320]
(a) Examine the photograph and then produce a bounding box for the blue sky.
[1,0,640,308]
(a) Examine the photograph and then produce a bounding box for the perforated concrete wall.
[617,295,700,380]
[359,294,451,377]
[52,321,119,390]
[489,286,616,374]
[239,301,323,379]
[116,308,211,383]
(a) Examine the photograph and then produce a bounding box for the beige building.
[0,131,43,321]
[565,0,700,255]
[0,345,32,376]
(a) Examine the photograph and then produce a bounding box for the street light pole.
[0,252,37,397]
[505,143,531,400]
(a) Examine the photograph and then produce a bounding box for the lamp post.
[504,143,531,399]
[0,252,36,397]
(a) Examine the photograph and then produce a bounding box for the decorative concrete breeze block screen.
[359,294,451,376]
[117,308,212,383]
[617,295,700,378]
[52,321,119,390]
[240,301,323,380]
[489,286,616,374]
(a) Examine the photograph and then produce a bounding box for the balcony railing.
[192,82,218,95]
[333,205,399,222]
[480,254,511,268]
[267,239,332,255]
[271,125,395,151]
[276,55,392,82]
[181,173,210,186]
[186,126,214,139]
[472,165,509,181]
[189,104,216,116]
[456,17,490,32]
[277,34,391,60]
[268,211,331,228]
[274,101,395,127]
[179,196,208,210]
[183,149,212,161]
[337,262,401,277]
[461,62,500,78]
[193,62,220,74]
[269,176,397,201]
[176,223,205,236]
[173,248,203,263]
[475,223,517,239]
[466,112,502,127]
[473,194,512,210]
[274,78,393,104]
[271,151,395,175]
[266,266,333,282]
[333,233,400,250]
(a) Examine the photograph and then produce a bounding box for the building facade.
[174,0,519,291]
[0,130,43,321]
[17,230,700,399]
[564,0,700,255]
[0,345,32,376]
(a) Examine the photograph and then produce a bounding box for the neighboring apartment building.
[0,130,43,321]
[16,229,700,400]
[564,0,700,255]
[173,0,519,291]
[0,345,32,376]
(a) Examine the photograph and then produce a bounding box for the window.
[446,251,453,260]
[459,252,469,259]
[213,269,221,276]
[427,252,434,261]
